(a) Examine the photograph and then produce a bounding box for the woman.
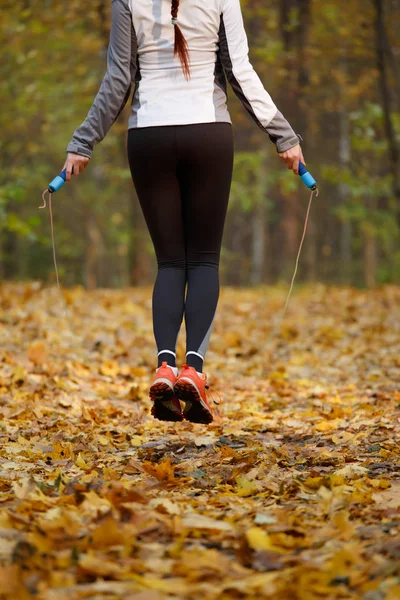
[64,0,305,425]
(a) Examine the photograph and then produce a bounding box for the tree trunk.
[1,230,17,280]
[279,0,299,278]
[374,0,400,201]
[231,212,248,286]
[297,0,315,282]
[383,0,400,111]
[85,216,105,290]
[279,0,312,282]
[251,203,266,285]
[363,196,377,288]
[338,57,352,284]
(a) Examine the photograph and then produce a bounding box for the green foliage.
[230,150,276,212]
[0,0,399,286]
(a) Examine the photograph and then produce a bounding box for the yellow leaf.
[12,477,33,499]
[223,331,241,347]
[0,511,13,528]
[372,482,400,509]
[99,360,120,377]
[26,531,54,554]
[370,478,391,489]
[304,476,325,490]
[182,513,234,531]
[387,586,400,600]
[97,435,110,446]
[28,341,48,364]
[151,498,181,515]
[12,365,26,384]
[335,464,368,478]
[91,516,122,548]
[78,553,125,577]
[0,538,16,562]
[245,527,285,553]
[142,458,176,482]
[133,576,190,594]
[331,431,354,444]
[80,491,112,517]
[75,453,90,471]
[51,440,74,461]
[37,507,81,536]
[315,420,338,432]
[130,435,143,447]
[235,476,258,496]
[0,565,30,599]
[329,474,345,487]
[269,369,287,382]
[332,511,356,538]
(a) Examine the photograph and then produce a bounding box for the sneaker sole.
[149,381,183,422]
[174,379,213,424]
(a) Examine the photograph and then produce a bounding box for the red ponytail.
[171,0,191,80]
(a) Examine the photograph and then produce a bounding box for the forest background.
[1,0,400,289]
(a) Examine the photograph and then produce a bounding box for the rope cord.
[260,186,319,351]
[280,186,318,321]
[39,189,77,341]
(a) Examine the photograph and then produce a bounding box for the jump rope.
[40,161,318,351]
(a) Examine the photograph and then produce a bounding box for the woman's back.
[129,0,231,127]
[132,0,221,67]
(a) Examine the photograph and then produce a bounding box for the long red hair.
[171,0,191,80]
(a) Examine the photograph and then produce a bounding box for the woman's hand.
[62,152,90,182]
[277,143,306,176]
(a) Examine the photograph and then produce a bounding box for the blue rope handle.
[298,162,317,191]
[48,167,75,193]
[48,169,67,193]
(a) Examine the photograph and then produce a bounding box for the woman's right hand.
[62,152,90,182]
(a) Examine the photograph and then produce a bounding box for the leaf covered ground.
[0,283,400,600]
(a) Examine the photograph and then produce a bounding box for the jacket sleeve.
[218,0,302,153]
[66,0,137,159]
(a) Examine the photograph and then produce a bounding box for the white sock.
[196,370,203,378]
[157,364,178,377]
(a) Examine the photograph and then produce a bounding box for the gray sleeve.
[266,110,303,153]
[219,0,302,153]
[66,0,137,159]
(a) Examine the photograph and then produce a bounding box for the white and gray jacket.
[66,0,302,159]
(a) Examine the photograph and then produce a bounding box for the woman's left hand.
[62,152,90,182]
[278,143,306,175]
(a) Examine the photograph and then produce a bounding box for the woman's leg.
[127,126,186,369]
[176,123,234,373]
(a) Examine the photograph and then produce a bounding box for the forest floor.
[0,282,399,600]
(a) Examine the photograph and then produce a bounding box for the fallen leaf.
[182,513,234,532]
[78,553,125,577]
[194,435,216,447]
[372,482,400,509]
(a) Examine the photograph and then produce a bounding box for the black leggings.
[127,123,234,372]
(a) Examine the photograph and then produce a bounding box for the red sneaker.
[149,361,183,422]
[174,364,213,424]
